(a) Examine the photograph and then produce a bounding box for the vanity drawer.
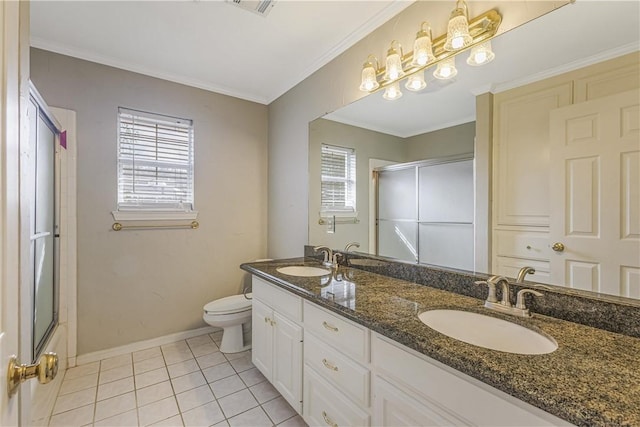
[304,332,370,407]
[303,365,370,427]
[495,229,550,261]
[252,276,302,322]
[303,301,369,363]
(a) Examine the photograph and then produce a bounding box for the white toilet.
[203,293,252,353]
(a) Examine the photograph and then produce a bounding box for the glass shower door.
[29,92,59,361]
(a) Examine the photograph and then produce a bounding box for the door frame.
[1,1,32,425]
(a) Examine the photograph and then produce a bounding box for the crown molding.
[493,42,640,94]
[265,0,414,103]
[30,37,270,105]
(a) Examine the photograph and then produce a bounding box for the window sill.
[319,211,358,218]
[111,210,199,222]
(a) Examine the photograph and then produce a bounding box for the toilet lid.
[204,294,252,314]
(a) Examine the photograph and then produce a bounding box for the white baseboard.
[76,326,221,366]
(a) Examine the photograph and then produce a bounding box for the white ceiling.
[30,0,413,104]
[325,1,640,137]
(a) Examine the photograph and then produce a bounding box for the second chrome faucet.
[475,272,544,318]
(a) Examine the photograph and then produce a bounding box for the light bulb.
[411,23,434,67]
[359,57,379,92]
[467,42,495,66]
[444,0,472,51]
[433,58,458,80]
[383,82,403,100]
[384,41,404,81]
[405,73,427,92]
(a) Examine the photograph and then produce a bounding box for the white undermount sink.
[276,266,331,277]
[418,309,558,355]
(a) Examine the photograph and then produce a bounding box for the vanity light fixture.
[444,0,472,51]
[359,55,380,92]
[384,40,405,80]
[405,72,427,91]
[433,57,457,80]
[411,22,435,67]
[383,82,403,100]
[357,2,501,98]
[466,41,495,66]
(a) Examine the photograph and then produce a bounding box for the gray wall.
[308,118,406,249]
[267,1,568,258]
[405,122,475,161]
[31,48,268,355]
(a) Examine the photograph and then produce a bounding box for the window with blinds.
[117,108,194,211]
[321,144,356,213]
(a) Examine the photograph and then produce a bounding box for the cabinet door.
[251,299,273,381]
[372,376,464,427]
[273,312,303,413]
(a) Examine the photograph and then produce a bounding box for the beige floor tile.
[167,359,199,379]
[101,354,133,371]
[249,381,280,404]
[49,404,95,426]
[262,397,296,425]
[196,352,226,370]
[149,414,184,426]
[217,389,259,419]
[94,408,139,427]
[228,355,254,373]
[186,334,214,348]
[134,356,166,375]
[59,373,99,395]
[99,364,133,385]
[238,368,266,387]
[135,367,169,389]
[181,401,225,427]
[175,384,215,413]
[277,415,308,427]
[227,406,272,427]
[189,342,219,358]
[52,387,96,415]
[133,347,162,362]
[97,376,135,401]
[171,371,207,395]
[94,391,137,422]
[136,381,174,407]
[210,375,246,399]
[64,362,100,381]
[202,362,235,383]
[137,396,179,426]
[223,350,249,362]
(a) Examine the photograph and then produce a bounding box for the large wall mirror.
[308,1,640,300]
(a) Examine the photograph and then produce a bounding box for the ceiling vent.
[226,0,276,17]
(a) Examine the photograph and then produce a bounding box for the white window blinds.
[321,144,356,213]
[117,108,194,211]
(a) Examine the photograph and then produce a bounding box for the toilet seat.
[204,293,252,315]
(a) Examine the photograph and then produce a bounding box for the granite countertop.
[241,257,640,427]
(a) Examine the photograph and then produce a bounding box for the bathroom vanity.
[241,257,640,427]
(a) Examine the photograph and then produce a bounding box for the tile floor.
[49,331,307,427]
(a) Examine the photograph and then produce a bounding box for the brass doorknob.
[7,352,58,398]
[552,242,565,252]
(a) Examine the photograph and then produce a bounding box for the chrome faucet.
[489,275,512,307]
[313,246,333,267]
[516,266,535,283]
[344,242,360,252]
[475,275,545,317]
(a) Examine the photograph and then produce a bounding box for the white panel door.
[550,89,640,296]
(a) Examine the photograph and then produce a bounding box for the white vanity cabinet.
[250,275,572,426]
[371,333,571,426]
[251,277,303,413]
[302,301,371,426]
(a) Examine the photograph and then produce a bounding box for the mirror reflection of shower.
[376,155,474,271]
